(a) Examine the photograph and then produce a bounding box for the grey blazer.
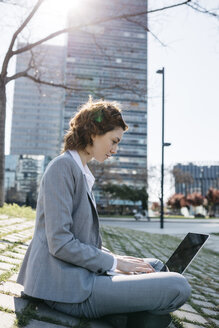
[17,151,114,303]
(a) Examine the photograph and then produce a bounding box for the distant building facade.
[5,154,50,207]
[10,43,65,157]
[174,163,219,196]
[65,0,148,190]
[5,154,18,192]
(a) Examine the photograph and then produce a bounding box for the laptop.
[160,232,210,274]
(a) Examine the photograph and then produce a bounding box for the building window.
[67,57,76,63]
[116,58,122,64]
[137,33,145,39]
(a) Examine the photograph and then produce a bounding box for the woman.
[17,98,191,328]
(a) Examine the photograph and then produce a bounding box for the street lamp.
[156,67,171,229]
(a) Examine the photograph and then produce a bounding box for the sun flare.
[46,0,86,16]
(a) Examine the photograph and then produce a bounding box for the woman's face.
[91,127,124,163]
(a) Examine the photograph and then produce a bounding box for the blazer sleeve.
[43,157,114,274]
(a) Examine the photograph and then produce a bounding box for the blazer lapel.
[65,151,98,217]
[83,175,98,215]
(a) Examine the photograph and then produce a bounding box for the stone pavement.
[0,214,218,328]
[100,217,219,253]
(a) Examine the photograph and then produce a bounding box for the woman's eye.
[112,140,117,144]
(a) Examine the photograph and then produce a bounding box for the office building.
[10,43,65,157]
[5,154,49,206]
[174,163,219,196]
[65,0,148,189]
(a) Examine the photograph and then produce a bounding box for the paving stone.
[4,236,22,242]
[13,247,27,255]
[0,214,9,219]
[0,244,8,250]
[0,241,11,247]
[174,310,207,324]
[13,233,29,239]
[22,233,34,238]
[0,262,16,271]
[4,251,24,260]
[215,299,219,305]
[8,273,18,282]
[15,245,28,251]
[192,299,215,308]
[180,304,198,313]
[0,310,17,328]
[0,293,28,312]
[207,291,219,298]
[183,323,205,328]
[25,319,67,327]
[210,318,219,326]
[0,228,13,233]
[201,307,217,315]
[0,281,24,296]
[35,302,80,326]
[202,286,216,294]
[191,293,205,300]
[0,255,21,265]
[0,218,24,225]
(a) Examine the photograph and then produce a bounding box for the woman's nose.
[111,145,118,154]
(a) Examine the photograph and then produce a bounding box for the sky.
[147,0,219,166]
[1,0,219,201]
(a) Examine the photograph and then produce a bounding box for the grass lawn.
[0,203,36,220]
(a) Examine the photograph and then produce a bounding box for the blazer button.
[97,269,102,274]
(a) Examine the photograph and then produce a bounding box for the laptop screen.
[161,232,209,274]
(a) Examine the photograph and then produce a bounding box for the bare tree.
[1,0,217,206]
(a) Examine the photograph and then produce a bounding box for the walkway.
[0,215,218,328]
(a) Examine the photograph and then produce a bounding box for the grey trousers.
[45,258,191,319]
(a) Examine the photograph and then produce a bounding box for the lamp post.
[156,67,171,229]
[200,167,204,196]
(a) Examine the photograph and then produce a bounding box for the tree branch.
[25,74,85,91]
[13,0,191,56]
[124,17,166,47]
[16,73,144,100]
[187,1,219,20]
[6,68,31,83]
[1,0,28,7]
[1,0,44,78]
[6,49,35,83]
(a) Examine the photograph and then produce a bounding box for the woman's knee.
[170,273,191,306]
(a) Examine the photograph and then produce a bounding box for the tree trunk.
[0,77,6,207]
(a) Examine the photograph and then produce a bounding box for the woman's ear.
[91,134,96,143]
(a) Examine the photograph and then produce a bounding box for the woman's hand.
[116,256,155,274]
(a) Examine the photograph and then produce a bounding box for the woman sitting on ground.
[17,97,191,328]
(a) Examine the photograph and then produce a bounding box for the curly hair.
[62,97,128,152]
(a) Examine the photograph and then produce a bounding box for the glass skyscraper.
[64,0,148,187]
[10,43,65,157]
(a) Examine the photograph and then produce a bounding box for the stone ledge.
[25,319,67,328]
[35,302,80,326]
[0,293,28,312]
